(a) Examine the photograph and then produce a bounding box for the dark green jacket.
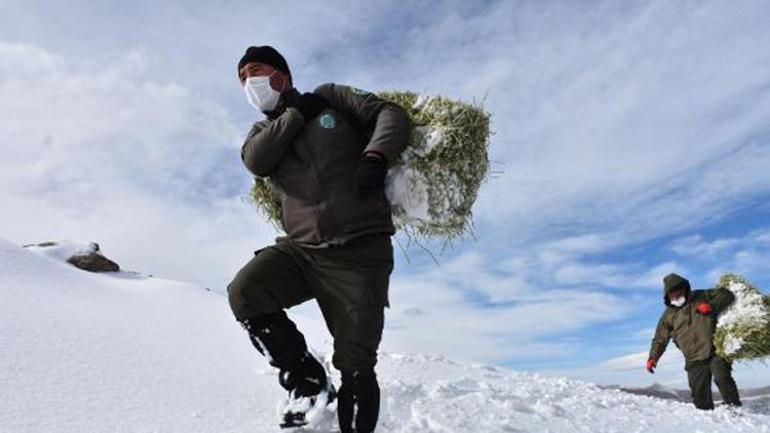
[241,83,411,246]
[649,287,735,365]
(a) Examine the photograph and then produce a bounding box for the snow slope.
[1,238,769,433]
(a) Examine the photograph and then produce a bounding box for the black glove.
[293,92,328,121]
[355,153,388,198]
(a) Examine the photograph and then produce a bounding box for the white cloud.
[3,1,770,385]
[634,328,656,340]
[0,41,279,290]
[671,235,741,257]
[340,0,770,248]
[480,0,770,238]
[377,250,631,364]
[485,239,683,298]
[668,230,770,286]
[602,351,654,371]
[3,2,769,273]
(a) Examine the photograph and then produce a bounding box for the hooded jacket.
[241,83,411,247]
[648,274,735,366]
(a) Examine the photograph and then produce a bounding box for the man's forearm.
[363,103,411,164]
[707,287,736,314]
[649,342,667,361]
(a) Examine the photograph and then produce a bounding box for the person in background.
[647,273,741,410]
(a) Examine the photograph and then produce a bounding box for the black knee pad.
[241,312,308,370]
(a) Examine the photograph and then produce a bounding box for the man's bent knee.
[226,270,278,321]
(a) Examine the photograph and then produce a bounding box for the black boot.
[241,312,336,428]
[277,351,329,397]
[338,368,380,433]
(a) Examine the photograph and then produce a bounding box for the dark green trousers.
[686,356,741,410]
[227,234,393,371]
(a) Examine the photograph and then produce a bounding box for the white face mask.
[243,74,281,112]
[670,296,686,307]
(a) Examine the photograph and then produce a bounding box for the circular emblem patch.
[318,113,337,129]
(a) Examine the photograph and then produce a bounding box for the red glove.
[646,358,657,374]
[696,302,713,315]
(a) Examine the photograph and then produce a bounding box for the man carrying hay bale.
[646,273,742,410]
[226,45,410,432]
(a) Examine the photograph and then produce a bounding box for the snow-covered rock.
[1,238,768,433]
[24,240,120,272]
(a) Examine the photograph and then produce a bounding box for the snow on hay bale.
[249,91,491,245]
[714,273,770,362]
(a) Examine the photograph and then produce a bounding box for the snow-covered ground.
[1,238,769,433]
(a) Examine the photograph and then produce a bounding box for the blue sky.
[1,0,770,388]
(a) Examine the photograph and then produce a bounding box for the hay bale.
[249,91,492,244]
[380,91,491,244]
[714,273,770,362]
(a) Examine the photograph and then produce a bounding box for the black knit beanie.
[237,46,291,81]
